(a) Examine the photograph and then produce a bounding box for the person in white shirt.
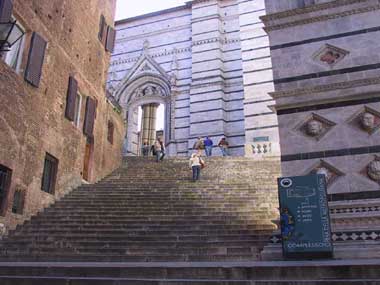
[189,153,204,181]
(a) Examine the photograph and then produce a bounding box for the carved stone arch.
[116,73,171,106]
[116,72,173,156]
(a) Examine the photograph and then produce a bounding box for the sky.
[116,0,188,21]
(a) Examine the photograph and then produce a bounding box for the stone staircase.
[0,156,379,284]
[0,157,280,262]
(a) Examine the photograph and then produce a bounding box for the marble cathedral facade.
[107,0,278,157]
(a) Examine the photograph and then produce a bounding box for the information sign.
[278,174,333,259]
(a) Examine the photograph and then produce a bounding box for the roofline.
[115,3,192,25]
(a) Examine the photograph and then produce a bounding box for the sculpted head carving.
[144,86,155,96]
[361,112,375,131]
[306,120,323,136]
[143,39,150,51]
[315,167,332,183]
[170,74,177,86]
[135,88,143,98]
[367,159,380,181]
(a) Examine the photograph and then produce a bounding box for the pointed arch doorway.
[124,84,171,156]
[113,46,176,156]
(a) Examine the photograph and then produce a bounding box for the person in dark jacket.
[203,136,213,157]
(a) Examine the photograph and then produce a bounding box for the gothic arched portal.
[113,51,175,156]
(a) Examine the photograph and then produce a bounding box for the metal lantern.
[0,20,24,52]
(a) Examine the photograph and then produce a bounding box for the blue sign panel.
[278,174,333,259]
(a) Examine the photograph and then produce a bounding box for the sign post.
[278,174,333,259]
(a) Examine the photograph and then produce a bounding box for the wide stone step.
[3,233,270,244]
[1,239,266,249]
[0,276,255,285]
[0,242,263,254]
[11,228,271,236]
[14,223,275,232]
[26,217,275,225]
[44,207,274,214]
[0,253,260,262]
[0,260,378,282]
[48,205,270,211]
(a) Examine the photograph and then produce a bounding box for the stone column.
[141,103,159,146]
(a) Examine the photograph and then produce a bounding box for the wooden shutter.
[65,76,78,121]
[107,121,114,144]
[24,32,47,87]
[0,0,13,23]
[83,97,96,137]
[0,165,12,216]
[41,153,58,194]
[98,14,107,44]
[105,26,116,53]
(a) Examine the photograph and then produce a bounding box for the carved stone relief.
[296,113,336,141]
[367,157,380,182]
[313,44,349,68]
[308,160,344,187]
[349,106,380,135]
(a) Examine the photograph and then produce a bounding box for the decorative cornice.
[263,3,380,32]
[110,47,192,66]
[192,36,240,46]
[261,0,367,22]
[270,76,380,99]
[110,36,241,67]
[188,0,213,5]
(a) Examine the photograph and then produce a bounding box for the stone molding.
[270,76,380,99]
[262,2,380,32]
[261,0,367,22]
[111,47,192,66]
[190,0,214,5]
[111,36,242,67]
[192,36,240,46]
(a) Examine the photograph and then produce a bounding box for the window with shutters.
[0,165,12,216]
[12,189,25,215]
[41,153,58,194]
[107,121,114,144]
[1,19,25,73]
[74,93,82,128]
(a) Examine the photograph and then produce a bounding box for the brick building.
[0,0,125,230]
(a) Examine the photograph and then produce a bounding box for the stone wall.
[262,0,380,196]
[108,0,279,158]
[0,0,125,230]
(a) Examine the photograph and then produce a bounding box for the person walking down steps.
[189,153,205,182]
[154,138,165,162]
